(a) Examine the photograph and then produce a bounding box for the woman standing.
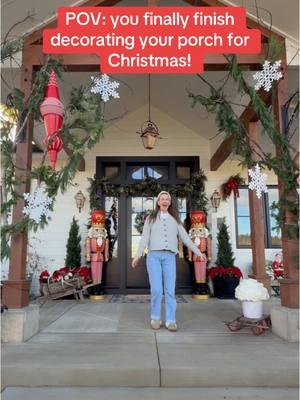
[132,191,203,332]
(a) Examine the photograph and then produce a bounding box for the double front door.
[103,194,194,294]
[96,156,199,294]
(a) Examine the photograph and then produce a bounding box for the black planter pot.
[212,276,240,299]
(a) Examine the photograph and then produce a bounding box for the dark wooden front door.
[97,157,199,294]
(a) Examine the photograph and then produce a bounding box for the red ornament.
[40,70,64,169]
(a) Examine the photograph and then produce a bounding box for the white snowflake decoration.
[248,164,268,199]
[23,188,53,223]
[90,74,120,102]
[253,60,283,92]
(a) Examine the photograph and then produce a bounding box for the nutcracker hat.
[91,210,106,227]
[190,210,206,227]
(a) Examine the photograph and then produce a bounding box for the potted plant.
[208,221,242,299]
[235,278,270,319]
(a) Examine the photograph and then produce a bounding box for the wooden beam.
[2,64,34,308]
[210,88,272,171]
[247,121,270,293]
[24,45,100,67]
[272,43,299,308]
[210,135,234,171]
[183,0,285,42]
[24,0,123,46]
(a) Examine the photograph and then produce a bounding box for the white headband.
[157,191,171,200]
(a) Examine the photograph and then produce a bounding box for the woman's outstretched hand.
[131,257,139,269]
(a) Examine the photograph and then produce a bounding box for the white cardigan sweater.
[136,212,202,259]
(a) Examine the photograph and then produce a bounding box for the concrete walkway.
[2,296,299,399]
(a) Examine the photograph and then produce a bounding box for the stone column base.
[1,304,39,343]
[271,305,299,342]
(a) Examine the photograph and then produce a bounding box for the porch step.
[1,387,299,400]
[2,332,298,389]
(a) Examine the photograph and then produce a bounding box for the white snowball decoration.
[235,278,270,301]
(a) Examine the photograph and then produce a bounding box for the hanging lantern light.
[210,190,221,212]
[139,120,160,150]
[40,70,64,169]
[74,190,86,213]
[136,74,161,150]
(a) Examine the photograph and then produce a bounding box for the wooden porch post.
[247,121,271,292]
[2,63,33,308]
[272,45,299,309]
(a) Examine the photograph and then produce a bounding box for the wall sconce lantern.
[74,190,86,213]
[211,190,221,212]
[137,74,161,150]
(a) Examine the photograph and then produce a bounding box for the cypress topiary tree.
[65,217,81,268]
[215,221,235,267]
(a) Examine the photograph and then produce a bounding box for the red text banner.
[43,7,261,74]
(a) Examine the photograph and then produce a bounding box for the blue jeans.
[146,250,177,324]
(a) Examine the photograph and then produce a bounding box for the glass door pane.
[126,196,155,289]
[103,197,120,288]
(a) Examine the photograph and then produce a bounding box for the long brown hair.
[148,192,182,225]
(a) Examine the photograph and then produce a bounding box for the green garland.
[1,55,105,259]
[87,169,208,213]
[189,52,299,239]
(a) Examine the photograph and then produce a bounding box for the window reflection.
[268,188,281,247]
[130,165,167,180]
[104,166,119,180]
[176,166,190,180]
[131,196,155,257]
[236,189,250,217]
[105,197,118,259]
[235,187,281,248]
[131,167,144,180]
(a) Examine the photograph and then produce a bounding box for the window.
[176,166,191,180]
[128,165,168,180]
[105,166,120,180]
[235,186,281,248]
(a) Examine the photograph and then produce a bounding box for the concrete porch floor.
[2,296,299,399]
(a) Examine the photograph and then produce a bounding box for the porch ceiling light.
[74,190,86,213]
[211,190,221,212]
[137,74,161,150]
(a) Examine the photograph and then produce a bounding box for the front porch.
[2,296,298,398]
